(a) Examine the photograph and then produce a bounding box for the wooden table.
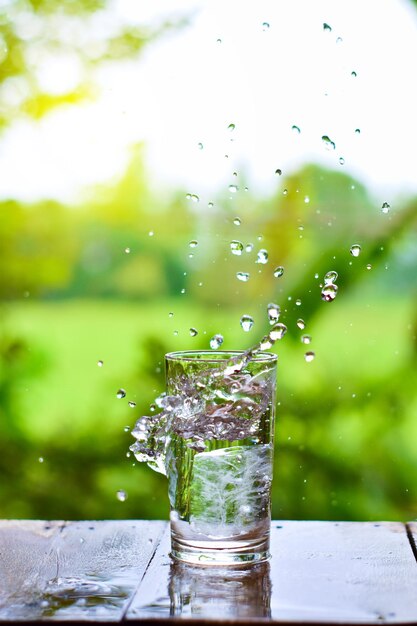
[1,521,417,624]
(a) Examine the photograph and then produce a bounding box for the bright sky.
[1,0,417,204]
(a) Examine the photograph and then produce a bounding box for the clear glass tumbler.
[165,350,277,565]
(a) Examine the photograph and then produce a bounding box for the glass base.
[170,535,270,565]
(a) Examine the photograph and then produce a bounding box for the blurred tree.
[0,0,187,129]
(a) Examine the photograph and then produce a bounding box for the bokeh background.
[1,0,417,521]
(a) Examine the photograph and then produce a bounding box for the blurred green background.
[1,0,417,522]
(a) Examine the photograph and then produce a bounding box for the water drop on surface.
[297,318,305,329]
[324,270,338,284]
[228,123,235,131]
[256,249,269,264]
[275,168,282,176]
[116,490,128,502]
[116,389,126,399]
[236,272,250,282]
[189,240,198,248]
[350,244,361,257]
[210,334,224,350]
[128,401,136,408]
[97,360,103,367]
[274,266,284,278]
[292,124,301,134]
[321,283,338,302]
[381,202,390,214]
[228,184,238,193]
[189,327,198,337]
[323,22,332,31]
[301,334,312,345]
[240,315,254,332]
[322,135,336,150]
[305,351,315,362]
[124,247,130,254]
[233,217,241,226]
[230,240,244,255]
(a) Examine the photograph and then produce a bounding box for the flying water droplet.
[189,240,198,248]
[322,135,336,150]
[269,322,287,341]
[191,194,199,203]
[39,457,44,463]
[292,124,301,134]
[355,128,361,135]
[336,36,343,44]
[324,270,338,284]
[304,351,315,362]
[295,299,302,306]
[275,168,282,176]
[208,201,214,208]
[366,263,372,270]
[128,401,136,408]
[228,184,238,193]
[210,334,224,350]
[245,243,254,253]
[381,202,390,214]
[149,231,154,237]
[274,266,284,278]
[267,302,281,324]
[197,142,204,150]
[168,312,174,318]
[236,272,250,282]
[323,23,332,32]
[216,38,222,44]
[256,249,268,264]
[350,244,361,257]
[233,217,241,226]
[240,315,254,332]
[124,426,131,432]
[283,189,288,195]
[351,70,357,77]
[125,247,130,254]
[228,123,235,131]
[304,196,310,203]
[97,360,103,367]
[116,389,126,399]
[116,490,128,502]
[189,327,198,337]
[262,21,270,30]
[321,283,338,302]
[339,157,345,165]
[230,240,244,255]
[301,334,312,345]
[297,318,305,329]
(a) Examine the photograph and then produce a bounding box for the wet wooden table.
[1,521,417,624]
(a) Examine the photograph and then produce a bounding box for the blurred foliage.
[0,0,187,129]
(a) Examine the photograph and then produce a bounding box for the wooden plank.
[0,520,166,622]
[128,521,417,624]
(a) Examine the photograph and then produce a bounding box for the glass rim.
[165,350,277,363]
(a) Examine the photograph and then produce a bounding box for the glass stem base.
[170,534,270,565]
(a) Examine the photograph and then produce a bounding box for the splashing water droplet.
[274,266,284,278]
[230,240,244,255]
[189,327,198,337]
[301,334,312,345]
[366,264,372,270]
[210,334,224,350]
[240,314,254,332]
[321,283,338,302]
[275,168,282,176]
[324,270,338,284]
[236,271,250,282]
[355,128,361,135]
[256,249,269,264]
[381,202,390,214]
[208,201,214,208]
[191,194,199,203]
[350,244,361,257]
[322,135,336,150]
[228,123,235,131]
[228,184,238,193]
[336,36,343,44]
[125,247,130,254]
[292,124,301,134]
[245,243,254,253]
[117,490,128,502]
[295,299,302,306]
[267,302,281,324]
[128,401,136,408]
[304,195,310,204]
[283,188,288,196]
[233,171,238,177]
[216,38,222,44]
[233,217,241,226]
[116,389,126,399]
[297,318,306,330]
[149,231,154,237]
[189,240,198,248]
[262,21,270,30]
[339,157,345,165]
[39,457,44,463]
[323,22,332,31]
[124,426,131,432]
[304,351,315,362]
[197,142,204,150]
[269,322,287,341]
[97,360,103,367]
[168,312,174,318]
[351,70,357,77]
